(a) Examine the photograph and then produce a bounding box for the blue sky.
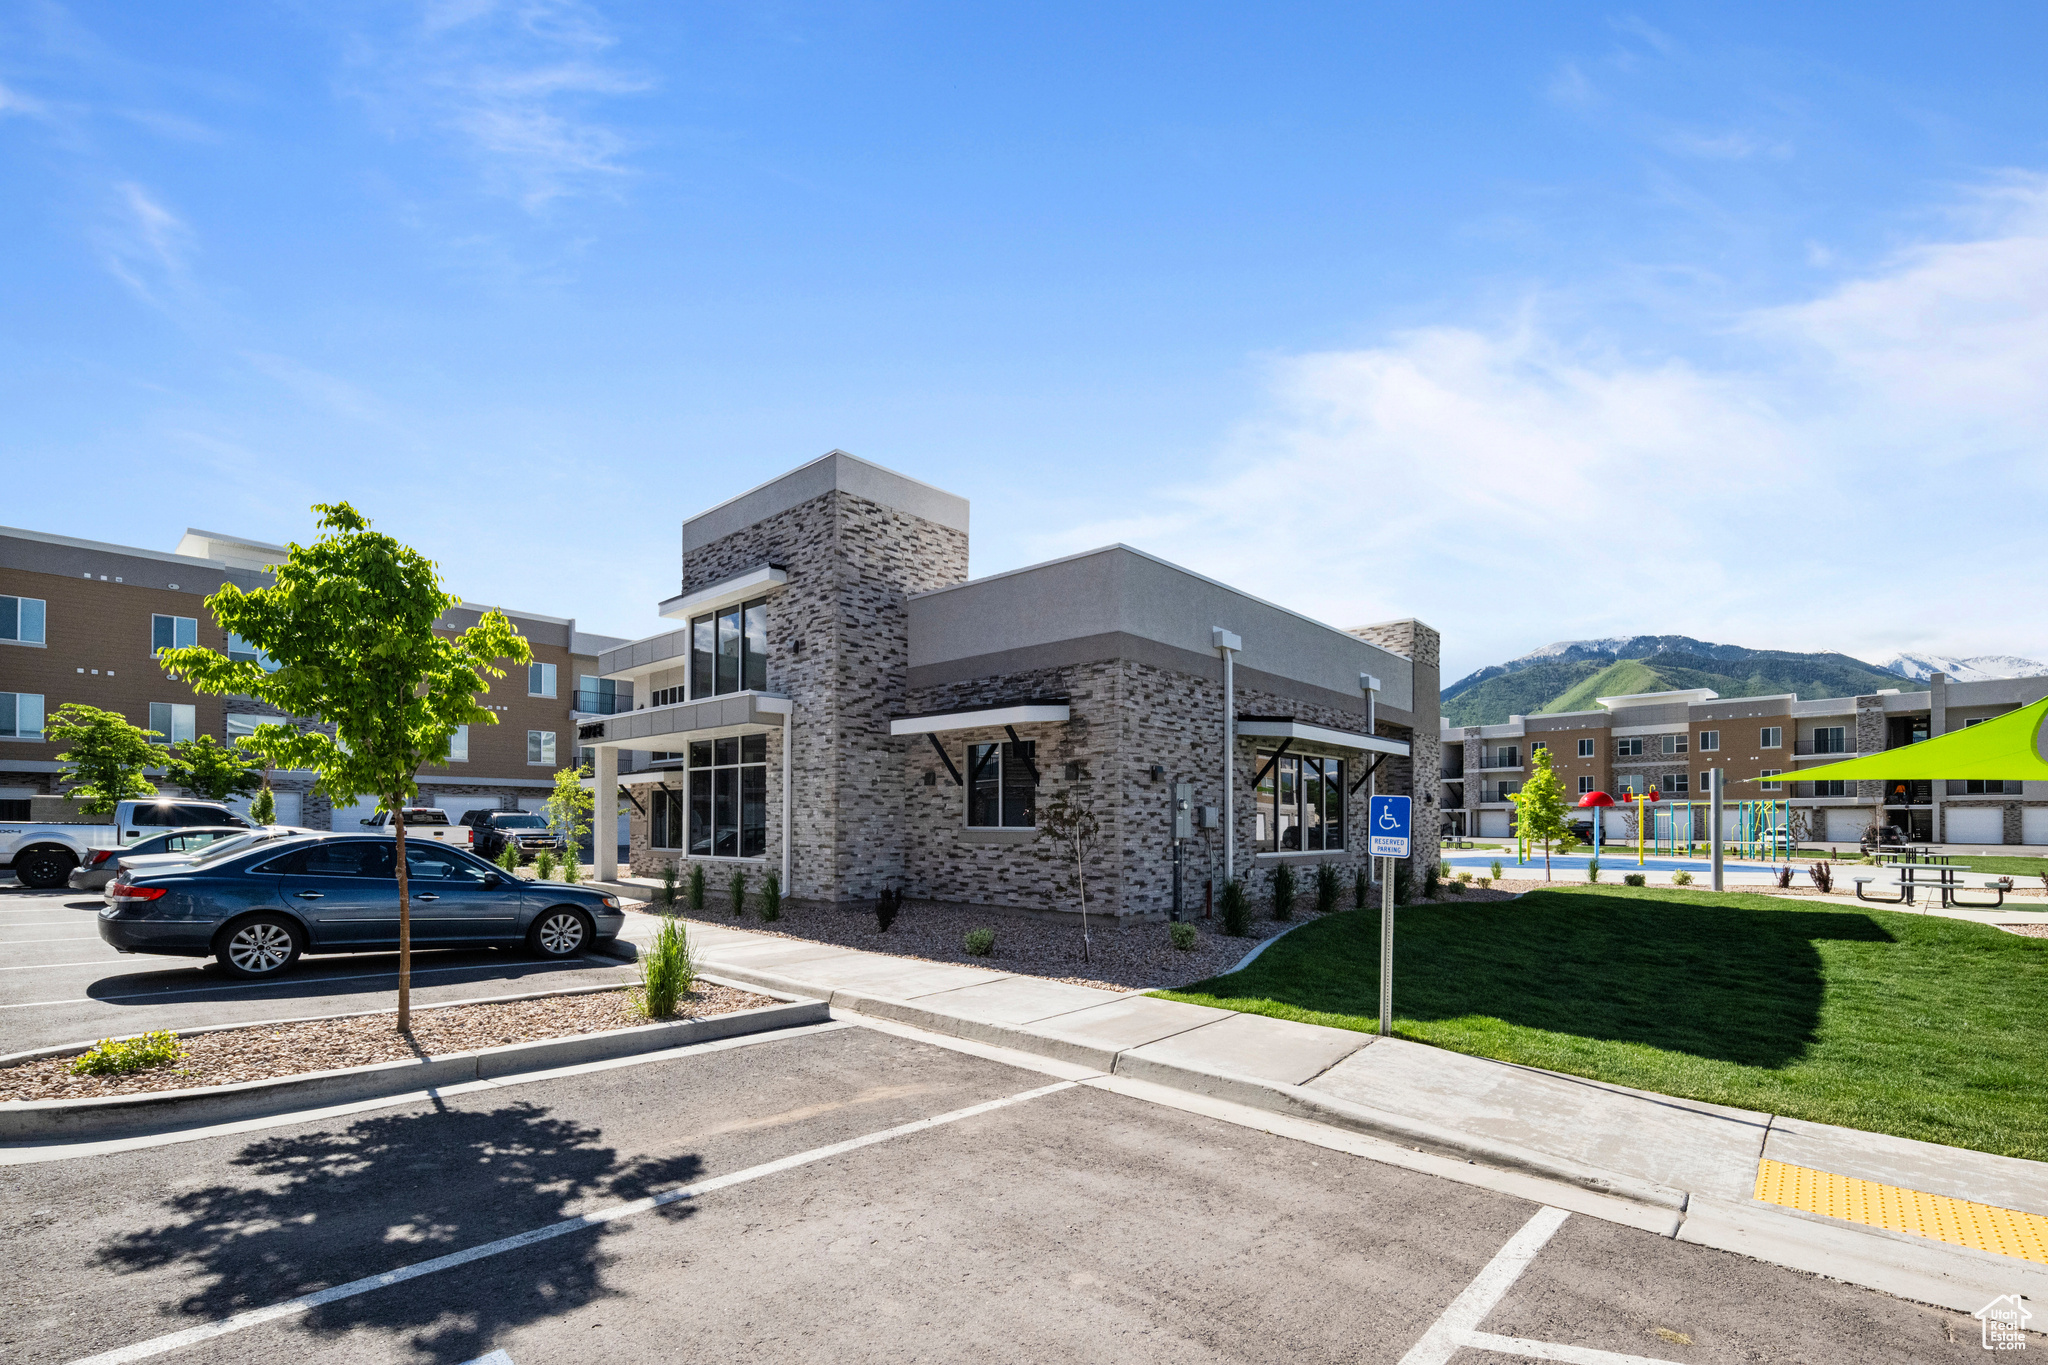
[4,3,2046,682]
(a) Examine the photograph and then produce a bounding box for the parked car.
[99,834,625,978]
[84,824,320,895]
[355,807,475,848]
[68,826,250,892]
[460,810,568,864]
[2,799,252,889]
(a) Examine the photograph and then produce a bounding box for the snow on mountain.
[1874,653,2048,683]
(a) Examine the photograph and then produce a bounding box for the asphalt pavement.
[0,884,638,1055]
[0,1020,1991,1364]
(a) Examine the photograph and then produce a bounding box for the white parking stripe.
[63,1079,1078,1365]
[0,936,102,944]
[0,959,109,971]
[0,956,628,1009]
[1397,1205,1679,1365]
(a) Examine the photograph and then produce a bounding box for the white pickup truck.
[355,807,475,849]
[0,798,252,888]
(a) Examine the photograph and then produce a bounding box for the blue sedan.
[99,834,627,979]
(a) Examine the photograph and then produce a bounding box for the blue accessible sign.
[1368,794,1412,858]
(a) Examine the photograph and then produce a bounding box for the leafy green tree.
[249,786,277,826]
[158,503,530,1030]
[1509,746,1573,881]
[164,734,263,804]
[46,704,158,815]
[544,765,592,871]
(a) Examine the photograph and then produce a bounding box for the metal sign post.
[1368,795,1411,1038]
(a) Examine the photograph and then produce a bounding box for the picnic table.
[1853,863,2009,910]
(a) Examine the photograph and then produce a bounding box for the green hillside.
[1442,646,1908,727]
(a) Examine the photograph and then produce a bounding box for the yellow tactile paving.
[1754,1158,2048,1264]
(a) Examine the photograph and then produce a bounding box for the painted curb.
[0,991,825,1144]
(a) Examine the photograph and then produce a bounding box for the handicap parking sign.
[1368,794,1411,858]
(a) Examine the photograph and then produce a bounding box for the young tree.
[46,704,159,815]
[158,504,530,1031]
[249,785,277,826]
[544,764,593,872]
[164,734,263,804]
[1508,746,1573,881]
[1036,788,1102,963]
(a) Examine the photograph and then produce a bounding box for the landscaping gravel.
[2001,924,2048,938]
[0,982,773,1103]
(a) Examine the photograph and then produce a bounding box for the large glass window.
[1254,750,1345,852]
[527,730,556,765]
[690,597,769,699]
[446,725,468,763]
[149,702,196,745]
[660,734,768,856]
[966,740,1036,828]
[528,662,557,698]
[151,615,197,657]
[0,692,46,739]
[0,595,46,644]
[226,634,279,671]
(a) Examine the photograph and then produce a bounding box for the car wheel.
[15,846,78,889]
[217,914,303,978]
[528,907,592,959]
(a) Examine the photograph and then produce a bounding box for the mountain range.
[1440,636,2047,728]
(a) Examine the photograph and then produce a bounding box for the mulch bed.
[0,982,774,1103]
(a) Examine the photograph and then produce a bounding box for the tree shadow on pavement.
[95,1100,703,1361]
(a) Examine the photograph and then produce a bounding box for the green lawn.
[1156,887,2048,1160]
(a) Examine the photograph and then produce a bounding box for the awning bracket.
[1004,725,1042,786]
[927,733,963,787]
[1249,738,1295,793]
[1351,752,1390,796]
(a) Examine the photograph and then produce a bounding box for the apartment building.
[576,451,1440,918]
[1440,675,2048,846]
[0,526,625,828]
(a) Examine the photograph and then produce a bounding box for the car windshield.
[492,815,549,828]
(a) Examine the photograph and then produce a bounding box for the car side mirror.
[483,872,502,887]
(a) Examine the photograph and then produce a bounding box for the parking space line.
[63,1078,1078,1365]
[0,959,110,971]
[0,936,103,944]
[0,956,631,1010]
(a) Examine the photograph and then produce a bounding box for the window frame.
[688,597,770,701]
[1663,771,1690,795]
[1577,739,1595,758]
[1697,730,1720,752]
[148,702,196,746]
[1577,775,1596,794]
[966,739,1038,830]
[1615,737,1644,758]
[0,691,47,740]
[652,734,769,857]
[1253,749,1344,852]
[1659,734,1688,755]
[447,724,468,764]
[1758,768,1783,791]
[527,729,557,766]
[0,595,47,646]
[528,661,557,699]
[151,614,198,658]
[1760,726,1783,749]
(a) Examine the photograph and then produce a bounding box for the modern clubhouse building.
[576,451,1441,919]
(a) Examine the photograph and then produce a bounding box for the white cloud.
[1661,129,1792,161]
[345,0,652,211]
[1029,179,2048,679]
[96,182,196,307]
[1545,62,1597,110]
[0,79,51,118]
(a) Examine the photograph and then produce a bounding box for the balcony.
[1793,738,1858,756]
[1882,780,1934,807]
[573,690,634,716]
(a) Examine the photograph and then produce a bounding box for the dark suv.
[460,810,568,864]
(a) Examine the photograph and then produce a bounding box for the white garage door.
[328,795,383,832]
[2023,807,2048,847]
[1944,807,2004,846]
[224,791,303,826]
[434,797,504,825]
[1480,811,1510,838]
[1826,809,1870,843]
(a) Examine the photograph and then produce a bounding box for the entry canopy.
[1748,694,2048,785]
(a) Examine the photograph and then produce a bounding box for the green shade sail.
[1746,694,2048,785]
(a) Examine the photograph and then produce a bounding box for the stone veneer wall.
[625,488,969,901]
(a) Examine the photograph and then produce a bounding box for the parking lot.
[0,1014,1989,1364]
[0,884,638,1055]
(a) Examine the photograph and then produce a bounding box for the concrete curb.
[0,988,825,1145]
[692,958,1687,1210]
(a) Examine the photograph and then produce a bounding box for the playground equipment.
[1649,798,1792,861]
[1577,790,1615,855]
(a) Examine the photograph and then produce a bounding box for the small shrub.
[964,927,995,957]
[1270,862,1296,921]
[1811,860,1834,894]
[1394,862,1413,905]
[1219,878,1251,937]
[1490,859,1504,881]
[71,1030,183,1077]
[496,841,520,873]
[1446,880,1466,895]
[759,870,782,922]
[728,868,748,918]
[636,915,695,1019]
[1354,867,1370,910]
[687,864,705,911]
[563,856,581,884]
[1477,877,1491,889]
[1622,872,1647,887]
[1586,859,1601,884]
[1313,861,1341,916]
[1555,829,1578,855]
[534,848,557,881]
[1775,864,1795,890]
[875,886,901,932]
[1421,862,1440,900]
[661,863,679,907]
[1672,870,1694,886]
[1169,921,1197,950]
[1456,870,1473,884]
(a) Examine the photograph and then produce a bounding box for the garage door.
[328,795,383,832]
[1826,809,1870,843]
[1480,811,1510,838]
[434,797,505,825]
[2023,807,2048,847]
[224,791,303,827]
[1944,807,2004,846]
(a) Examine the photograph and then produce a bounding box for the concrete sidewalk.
[611,905,2048,1315]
